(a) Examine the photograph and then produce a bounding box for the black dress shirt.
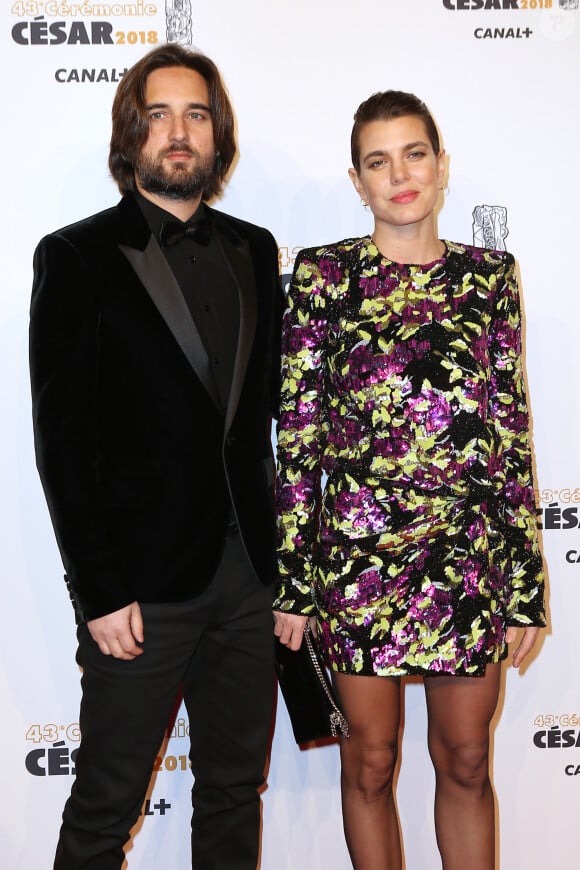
[136,193,239,412]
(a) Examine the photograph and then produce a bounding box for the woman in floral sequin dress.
[273,91,545,869]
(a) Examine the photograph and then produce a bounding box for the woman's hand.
[273,611,311,651]
[506,626,541,668]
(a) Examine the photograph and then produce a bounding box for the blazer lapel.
[214,221,258,434]
[119,232,222,410]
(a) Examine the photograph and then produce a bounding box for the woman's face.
[349,114,445,233]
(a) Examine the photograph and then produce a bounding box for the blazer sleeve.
[273,249,329,615]
[266,232,286,422]
[30,233,133,623]
[488,253,546,627]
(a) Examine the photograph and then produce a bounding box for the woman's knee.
[341,740,399,800]
[430,738,490,791]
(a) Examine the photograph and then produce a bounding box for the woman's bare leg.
[424,664,501,870]
[333,673,403,870]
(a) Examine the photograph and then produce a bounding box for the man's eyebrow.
[145,101,211,112]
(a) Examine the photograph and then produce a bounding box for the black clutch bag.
[275,622,350,745]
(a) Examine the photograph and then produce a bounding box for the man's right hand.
[87,602,144,660]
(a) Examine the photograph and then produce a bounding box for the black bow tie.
[159,213,214,248]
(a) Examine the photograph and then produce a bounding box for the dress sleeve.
[273,250,329,614]
[488,254,546,627]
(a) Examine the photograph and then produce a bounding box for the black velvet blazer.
[30,194,283,622]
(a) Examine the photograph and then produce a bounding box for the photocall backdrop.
[2,2,579,868]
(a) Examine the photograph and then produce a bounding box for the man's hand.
[506,625,541,669]
[87,602,144,660]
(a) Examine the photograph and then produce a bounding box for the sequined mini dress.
[273,237,545,677]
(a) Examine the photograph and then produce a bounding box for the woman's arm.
[488,253,546,629]
[273,248,330,619]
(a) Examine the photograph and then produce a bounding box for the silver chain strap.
[304,623,350,738]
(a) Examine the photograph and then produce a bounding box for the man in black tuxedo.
[30,44,283,869]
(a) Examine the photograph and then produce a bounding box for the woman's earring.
[361,199,369,208]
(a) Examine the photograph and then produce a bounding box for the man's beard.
[136,144,215,201]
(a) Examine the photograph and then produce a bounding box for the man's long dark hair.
[109,44,236,201]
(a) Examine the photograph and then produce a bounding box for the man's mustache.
[161,144,198,158]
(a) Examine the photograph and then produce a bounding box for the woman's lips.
[391,191,419,204]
